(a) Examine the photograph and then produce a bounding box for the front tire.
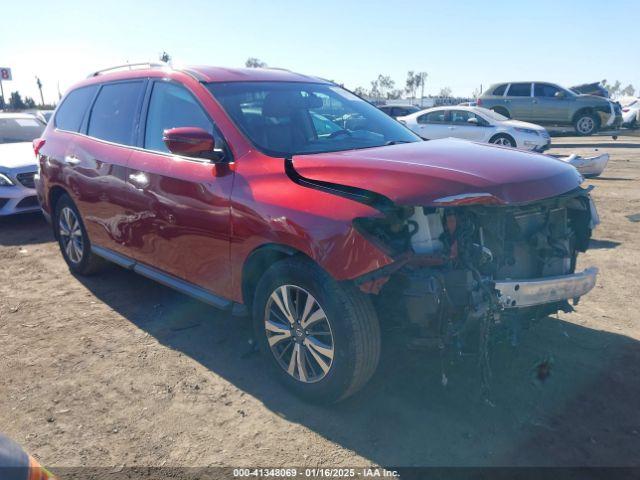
[574,112,599,136]
[54,194,106,275]
[489,133,517,148]
[252,257,381,403]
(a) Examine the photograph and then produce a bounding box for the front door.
[532,83,572,124]
[124,80,234,299]
[447,110,488,141]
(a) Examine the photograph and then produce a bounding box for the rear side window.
[507,83,531,97]
[144,82,214,153]
[492,84,507,96]
[88,82,145,145]
[54,85,98,132]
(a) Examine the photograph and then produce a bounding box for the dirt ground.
[1,135,639,473]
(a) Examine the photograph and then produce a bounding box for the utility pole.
[35,76,44,106]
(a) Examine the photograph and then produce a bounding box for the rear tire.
[574,112,599,136]
[54,194,106,275]
[252,257,381,403]
[489,133,517,148]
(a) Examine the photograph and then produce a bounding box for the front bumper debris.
[494,267,598,308]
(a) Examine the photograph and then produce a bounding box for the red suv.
[35,64,599,402]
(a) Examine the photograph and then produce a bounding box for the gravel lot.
[1,136,639,472]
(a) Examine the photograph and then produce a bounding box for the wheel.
[489,133,517,148]
[574,112,599,136]
[252,257,381,403]
[491,107,510,119]
[54,194,106,275]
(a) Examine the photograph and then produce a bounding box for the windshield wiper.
[384,140,412,146]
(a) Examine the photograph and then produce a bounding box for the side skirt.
[91,245,233,311]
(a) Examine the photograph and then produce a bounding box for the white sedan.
[0,113,46,216]
[621,98,639,127]
[397,106,551,152]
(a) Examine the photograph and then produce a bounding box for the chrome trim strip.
[91,245,231,310]
[495,267,598,308]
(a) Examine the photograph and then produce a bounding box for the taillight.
[33,138,46,157]
[622,108,630,112]
[477,98,482,106]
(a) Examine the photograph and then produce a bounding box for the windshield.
[0,116,46,144]
[207,82,420,157]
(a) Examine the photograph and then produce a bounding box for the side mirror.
[554,91,565,99]
[467,117,479,125]
[162,127,216,160]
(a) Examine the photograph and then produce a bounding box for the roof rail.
[87,62,169,78]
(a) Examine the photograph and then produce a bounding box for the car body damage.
[288,139,599,351]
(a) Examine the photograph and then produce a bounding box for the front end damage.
[353,187,599,348]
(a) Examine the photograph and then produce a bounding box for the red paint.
[37,65,583,305]
[163,127,215,158]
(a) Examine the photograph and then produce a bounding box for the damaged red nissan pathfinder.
[35,64,599,402]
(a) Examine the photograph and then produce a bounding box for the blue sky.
[1,0,638,104]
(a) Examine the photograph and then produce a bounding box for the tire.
[54,194,106,275]
[574,112,599,136]
[252,257,381,403]
[491,107,510,119]
[489,133,517,148]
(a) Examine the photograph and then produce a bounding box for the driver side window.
[144,82,214,154]
[534,83,561,98]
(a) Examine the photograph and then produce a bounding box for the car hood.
[291,139,582,207]
[0,142,37,170]
[501,119,547,131]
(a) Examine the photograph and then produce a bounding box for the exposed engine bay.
[353,187,599,347]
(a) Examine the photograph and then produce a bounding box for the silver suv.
[478,82,622,135]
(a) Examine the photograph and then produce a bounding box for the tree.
[353,86,368,98]
[471,86,482,99]
[601,79,621,98]
[415,72,428,105]
[369,79,381,101]
[439,87,452,98]
[8,91,26,110]
[377,75,395,99]
[159,51,171,63]
[387,89,403,100]
[405,71,416,100]
[245,57,267,68]
[621,84,636,97]
[24,97,36,108]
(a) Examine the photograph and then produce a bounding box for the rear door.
[533,83,571,123]
[124,80,234,298]
[505,83,533,120]
[65,80,146,256]
[414,109,450,139]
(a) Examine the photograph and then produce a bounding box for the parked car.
[0,113,46,216]
[36,64,599,403]
[397,106,550,151]
[570,82,609,98]
[477,82,622,135]
[378,104,421,119]
[621,98,639,127]
[25,109,55,124]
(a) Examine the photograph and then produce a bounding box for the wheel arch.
[48,185,71,239]
[572,107,595,124]
[241,243,315,307]
[489,132,516,147]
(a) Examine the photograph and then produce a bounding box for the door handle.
[128,172,149,188]
[64,155,80,165]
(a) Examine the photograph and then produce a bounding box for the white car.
[0,113,46,216]
[621,98,639,127]
[398,106,551,152]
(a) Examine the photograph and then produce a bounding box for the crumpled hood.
[0,142,37,170]
[291,138,582,206]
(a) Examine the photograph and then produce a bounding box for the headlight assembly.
[0,173,15,186]
[514,127,539,136]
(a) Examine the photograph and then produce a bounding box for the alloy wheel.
[59,206,84,264]
[493,137,513,147]
[264,285,335,384]
[577,116,595,134]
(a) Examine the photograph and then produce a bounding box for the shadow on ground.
[72,264,640,468]
[0,213,51,246]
